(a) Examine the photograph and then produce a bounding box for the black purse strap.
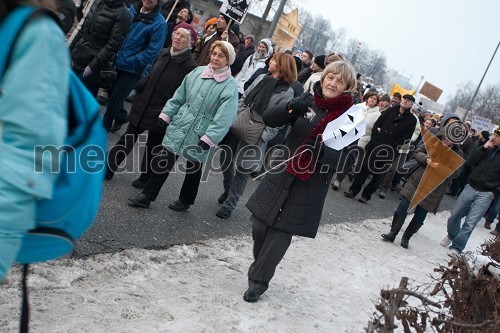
[20,264,30,333]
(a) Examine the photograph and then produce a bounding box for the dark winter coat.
[246,93,355,238]
[192,28,240,66]
[70,0,131,70]
[400,140,463,213]
[56,0,77,34]
[230,43,255,76]
[128,48,196,131]
[366,105,417,151]
[467,146,500,195]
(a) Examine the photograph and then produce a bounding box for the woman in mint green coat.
[128,41,238,211]
[0,0,69,280]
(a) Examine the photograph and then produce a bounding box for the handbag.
[400,157,420,178]
[230,106,266,145]
[99,68,117,90]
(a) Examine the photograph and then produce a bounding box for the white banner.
[220,0,250,24]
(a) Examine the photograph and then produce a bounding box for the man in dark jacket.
[70,0,131,96]
[345,94,417,203]
[230,34,255,76]
[442,126,500,255]
[105,22,197,184]
[103,0,167,132]
[192,13,240,66]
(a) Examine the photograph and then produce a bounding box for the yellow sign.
[390,84,414,97]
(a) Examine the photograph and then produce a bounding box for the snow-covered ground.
[0,211,495,332]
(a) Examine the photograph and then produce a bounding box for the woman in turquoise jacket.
[0,0,69,280]
[128,41,238,211]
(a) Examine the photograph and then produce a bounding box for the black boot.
[400,218,423,249]
[381,213,405,242]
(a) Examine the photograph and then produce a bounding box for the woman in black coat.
[243,61,358,302]
[70,0,131,96]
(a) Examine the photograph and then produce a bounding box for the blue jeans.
[447,184,494,252]
[395,196,428,225]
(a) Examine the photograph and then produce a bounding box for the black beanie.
[314,55,326,69]
[481,130,490,139]
[219,13,231,26]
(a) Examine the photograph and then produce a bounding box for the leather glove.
[288,94,314,118]
[156,118,168,133]
[197,140,210,150]
[82,65,92,78]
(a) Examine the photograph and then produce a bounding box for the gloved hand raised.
[288,93,314,118]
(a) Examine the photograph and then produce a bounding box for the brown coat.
[400,139,463,213]
[192,29,240,66]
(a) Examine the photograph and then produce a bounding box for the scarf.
[286,92,353,181]
[200,64,232,82]
[243,74,290,115]
[170,46,190,56]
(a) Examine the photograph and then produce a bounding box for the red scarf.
[286,93,353,180]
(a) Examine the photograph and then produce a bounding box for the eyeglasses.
[211,52,227,60]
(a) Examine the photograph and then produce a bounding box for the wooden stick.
[165,0,179,22]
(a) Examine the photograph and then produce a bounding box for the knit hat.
[293,55,303,72]
[218,41,236,65]
[219,13,231,26]
[173,23,198,48]
[245,34,255,43]
[481,130,490,140]
[380,94,390,103]
[204,17,217,32]
[313,55,326,69]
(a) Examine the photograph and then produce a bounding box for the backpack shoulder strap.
[0,6,61,79]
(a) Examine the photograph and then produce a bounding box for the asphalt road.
[73,111,457,258]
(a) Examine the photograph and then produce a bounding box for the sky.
[1,211,497,332]
[303,0,500,104]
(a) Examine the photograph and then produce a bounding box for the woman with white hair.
[243,61,358,302]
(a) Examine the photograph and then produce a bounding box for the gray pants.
[222,167,251,211]
[248,216,292,295]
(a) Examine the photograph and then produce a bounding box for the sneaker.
[447,248,461,259]
[440,235,452,247]
[358,197,368,204]
[168,199,190,212]
[379,191,386,199]
[331,180,341,191]
[484,221,491,229]
[215,206,232,219]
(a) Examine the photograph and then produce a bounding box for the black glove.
[197,140,210,150]
[155,118,168,133]
[288,94,314,118]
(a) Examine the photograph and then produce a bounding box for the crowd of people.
[1,0,499,306]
